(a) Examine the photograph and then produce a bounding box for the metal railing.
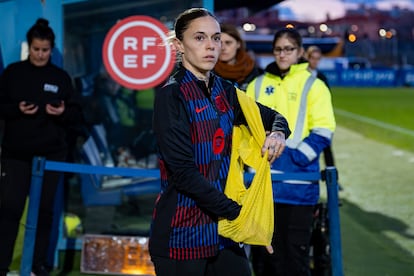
[20,156,343,276]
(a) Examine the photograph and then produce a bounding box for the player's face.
[174,16,221,78]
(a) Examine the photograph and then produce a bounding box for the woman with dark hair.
[247,28,336,276]
[0,18,83,275]
[149,8,290,276]
[214,23,262,91]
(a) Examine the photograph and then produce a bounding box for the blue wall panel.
[0,0,62,67]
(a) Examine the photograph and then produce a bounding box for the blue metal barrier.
[325,167,343,276]
[20,158,46,276]
[22,157,343,276]
[20,157,161,275]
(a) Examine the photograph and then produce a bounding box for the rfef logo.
[103,15,175,90]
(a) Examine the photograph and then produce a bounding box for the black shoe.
[31,266,50,276]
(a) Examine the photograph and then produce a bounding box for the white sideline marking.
[335,109,414,137]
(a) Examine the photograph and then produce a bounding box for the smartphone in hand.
[24,101,38,109]
[48,99,62,108]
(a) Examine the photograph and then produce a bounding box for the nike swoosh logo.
[196,105,208,113]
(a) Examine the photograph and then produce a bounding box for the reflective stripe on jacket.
[246,63,336,205]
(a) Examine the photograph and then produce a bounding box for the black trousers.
[152,244,251,276]
[0,153,65,272]
[251,203,314,276]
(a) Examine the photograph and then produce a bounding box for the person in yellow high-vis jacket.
[246,28,336,276]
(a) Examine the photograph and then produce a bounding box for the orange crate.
[81,234,155,275]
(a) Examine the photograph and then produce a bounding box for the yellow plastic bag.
[218,89,274,246]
